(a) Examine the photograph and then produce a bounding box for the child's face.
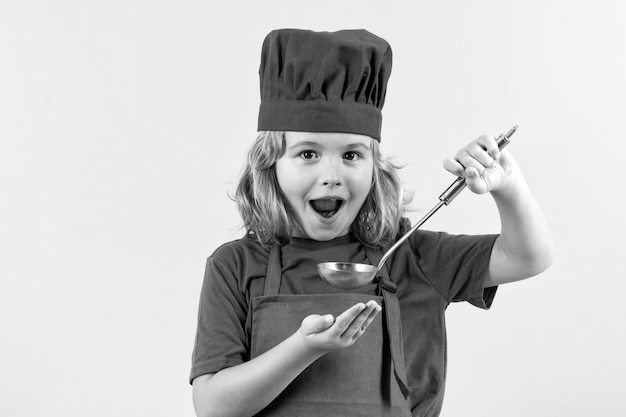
[276,131,374,241]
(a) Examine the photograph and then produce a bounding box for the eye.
[343,151,360,161]
[299,150,318,160]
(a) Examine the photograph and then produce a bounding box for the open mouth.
[310,199,343,218]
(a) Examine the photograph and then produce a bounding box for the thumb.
[301,314,335,335]
[464,167,489,194]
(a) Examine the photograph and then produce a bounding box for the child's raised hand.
[298,300,382,353]
[443,134,519,194]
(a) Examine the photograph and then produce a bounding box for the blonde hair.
[234,131,409,248]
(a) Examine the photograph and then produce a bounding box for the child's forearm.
[486,170,554,286]
[192,331,324,417]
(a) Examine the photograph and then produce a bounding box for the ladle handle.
[375,125,519,271]
[438,125,518,205]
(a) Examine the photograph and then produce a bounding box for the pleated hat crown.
[257,29,392,141]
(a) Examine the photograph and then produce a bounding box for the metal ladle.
[317,125,519,290]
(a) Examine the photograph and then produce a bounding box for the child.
[190,29,553,417]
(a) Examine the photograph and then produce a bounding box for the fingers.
[443,135,497,171]
[442,156,464,177]
[333,300,382,341]
[347,301,382,339]
[450,135,499,174]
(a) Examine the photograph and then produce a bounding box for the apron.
[250,245,412,416]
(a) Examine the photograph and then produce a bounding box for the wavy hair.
[234,131,409,248]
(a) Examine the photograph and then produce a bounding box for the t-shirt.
[190,227,498,417]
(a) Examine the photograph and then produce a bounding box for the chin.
[303,226,349,241]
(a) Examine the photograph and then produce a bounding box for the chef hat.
[257,29,392,142]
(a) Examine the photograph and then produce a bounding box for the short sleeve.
[411,230,499,309]
[190,256,249,384]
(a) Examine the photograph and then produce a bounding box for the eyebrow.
[287,141,371,150]
[345,142,371,150]
[288,141,319,149]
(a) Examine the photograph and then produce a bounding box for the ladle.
[317,125,519,290]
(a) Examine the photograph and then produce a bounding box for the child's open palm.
[298,300,382,353]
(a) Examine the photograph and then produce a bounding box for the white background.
[1,1,624,416]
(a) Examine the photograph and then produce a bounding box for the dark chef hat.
[257,29,392,142]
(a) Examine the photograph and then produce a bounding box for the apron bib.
[250,245,411,416]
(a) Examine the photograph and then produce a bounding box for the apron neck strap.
[363,246,397,293]
[364,245,410,399]
[263,245,282,296]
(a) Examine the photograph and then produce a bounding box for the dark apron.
[250,245,411,416]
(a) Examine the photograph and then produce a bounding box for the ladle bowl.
[316,262,378,290]
[317,125,519,290]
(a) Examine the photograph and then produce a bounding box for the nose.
[320,159,342,187]
[322,177,341,186]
